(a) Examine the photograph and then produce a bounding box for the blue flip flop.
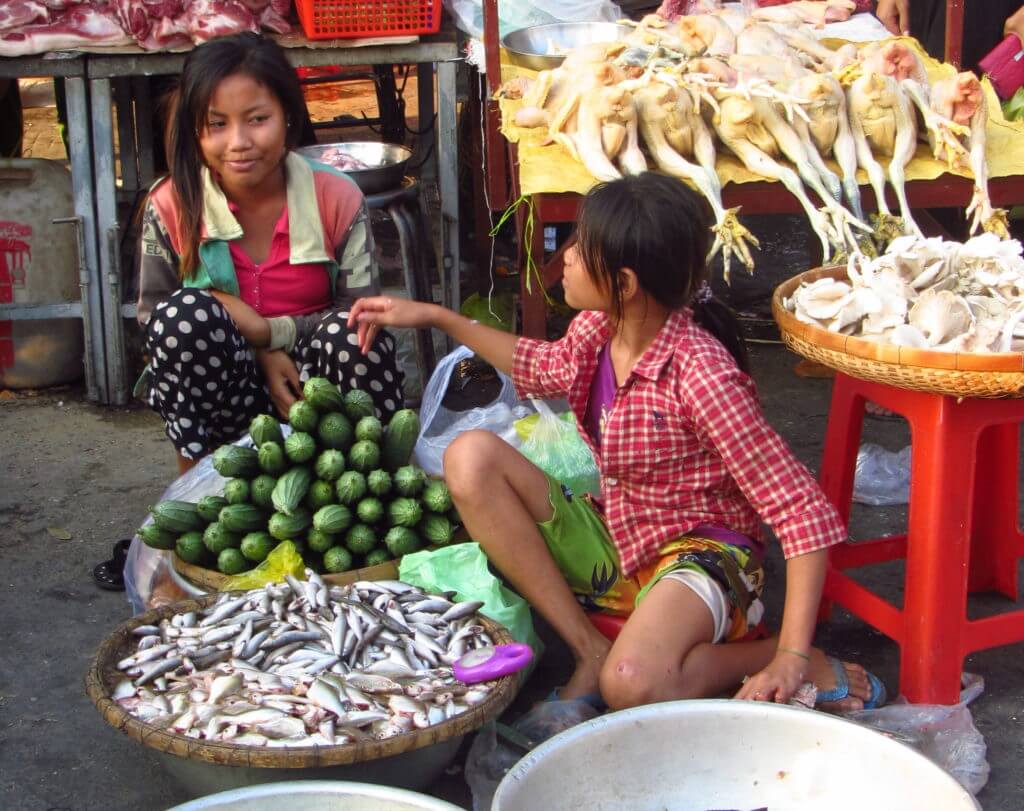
[547,687,608,712]
[816,657,887,710]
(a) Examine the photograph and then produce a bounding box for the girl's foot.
[808,648,871,712]
[561,637,612,700]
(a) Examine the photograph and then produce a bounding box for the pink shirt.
[228,204,332,318]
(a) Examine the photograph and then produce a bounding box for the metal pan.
[297,142,412,195]
[501,21,634,71]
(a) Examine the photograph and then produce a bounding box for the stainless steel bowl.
[167,780,463,810]
[501,22,634,71]
[297,142,412,195]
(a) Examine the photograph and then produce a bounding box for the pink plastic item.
[453,644,533,684]
[979,33,1024,99]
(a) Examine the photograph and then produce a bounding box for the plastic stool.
[818,372,1024,704]
[588,612,626,642]
[364,178,436,386]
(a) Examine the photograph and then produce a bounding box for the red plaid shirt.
[512,309,846,577]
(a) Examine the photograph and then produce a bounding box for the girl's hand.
[347,297,437,355]
[734,651,807,704]
[255,348,302,418]
[1006,5,1024,41]
[875,0,910,36]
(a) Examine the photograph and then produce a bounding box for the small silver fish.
[199,596,247,627]
[307,679,347,717]
[208,674,243,704]
[440,601,484,622]
[134,657,182,686]
[201,624,241,645]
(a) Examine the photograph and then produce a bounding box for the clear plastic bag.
[852,442,911,506]
[443,0,622,39]
[124,433,266,614]
[464,697,601,811]
[845,673,990,795]
[413,345,532,477]
[516,399,601,499]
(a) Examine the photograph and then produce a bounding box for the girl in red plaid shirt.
[349,173,885,713]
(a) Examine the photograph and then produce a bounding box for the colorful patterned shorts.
[535,475,766,642]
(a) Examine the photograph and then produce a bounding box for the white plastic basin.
[492,700,980,811]
[167,780,462,811]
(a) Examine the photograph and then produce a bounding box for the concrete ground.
[5,76,1024,811]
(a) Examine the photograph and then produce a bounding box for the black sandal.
[93,539,131,591]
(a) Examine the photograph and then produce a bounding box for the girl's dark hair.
[168,32,309,280]
[576,173,749,373]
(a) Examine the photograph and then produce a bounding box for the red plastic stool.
[588,612,627,642]
[818,372,1024,703]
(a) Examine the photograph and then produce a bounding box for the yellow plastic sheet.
[220,540,306,591]
[497,39,1024,197]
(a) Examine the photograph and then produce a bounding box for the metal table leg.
[415,62,436,184]
[436,59,459,351]
[64,77,106,403]
[114,78,139,197]
[91,78,129,405]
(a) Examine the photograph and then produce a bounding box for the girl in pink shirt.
[135,33,403,474]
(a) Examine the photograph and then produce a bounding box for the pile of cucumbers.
[140,378,460,576]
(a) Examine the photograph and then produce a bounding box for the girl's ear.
[618,267,639,302]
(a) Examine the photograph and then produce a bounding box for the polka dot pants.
[145,290,405,459]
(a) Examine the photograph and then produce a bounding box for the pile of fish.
[784,233,1024,353]
[111,575,496,748]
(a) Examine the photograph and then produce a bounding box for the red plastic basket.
[295,0,442,40]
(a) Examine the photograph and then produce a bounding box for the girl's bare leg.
[444,430,612,698]
[176,452,199,476]
[602,579,873,711]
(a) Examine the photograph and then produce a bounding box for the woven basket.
[85,594,518,768]
[772,266,1024,398]
[172,554,400,592]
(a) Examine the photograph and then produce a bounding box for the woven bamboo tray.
[772,266,1024,398]
[172,554,400,591]
[85,593,518,769]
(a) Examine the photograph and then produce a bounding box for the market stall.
[476,0,1024,336]
[0,4,462,404]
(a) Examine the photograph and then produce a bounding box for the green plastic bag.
[460,292,515,332]
[399,542,544,661]
[1003,87,1024,121]
[220,540,306,591]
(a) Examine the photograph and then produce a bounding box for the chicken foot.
[714,95,833,260]
[900,78,971,171]
[756,95,870,253]
[846,73,923,245]
[635,84,757,280]
[929,72,1009,237]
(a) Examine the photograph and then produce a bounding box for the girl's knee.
[599,656,660,710]
[443,431,505,496]
[148,290,230,350]
[314,313,393,354]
